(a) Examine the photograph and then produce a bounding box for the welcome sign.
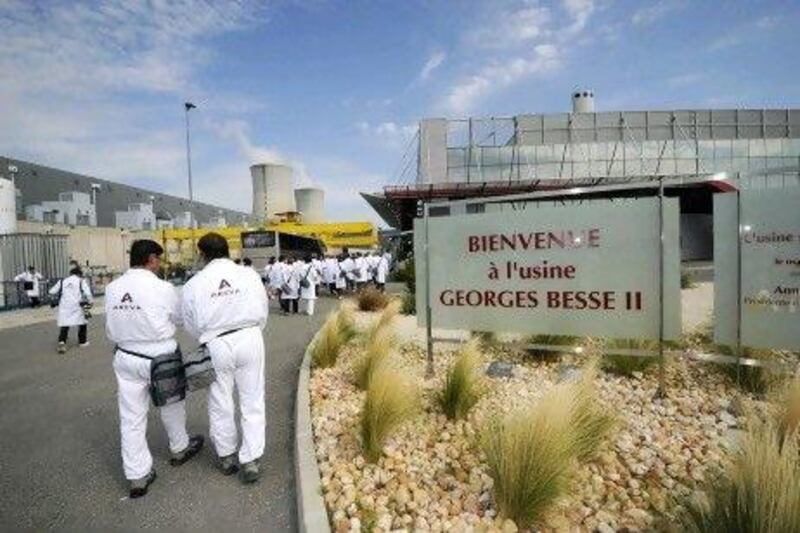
[715,188,800,350]
[415,198,682,340]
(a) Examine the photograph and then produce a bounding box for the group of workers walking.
[263,251,391,316]
[20,237,392,499]
[104,234,269,498]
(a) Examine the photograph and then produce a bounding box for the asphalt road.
[0,297,336,531]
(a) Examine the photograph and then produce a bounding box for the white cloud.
[0,1,264,212]
[417,51,447,82]
[356,121,418,150]
[443,44,561,115]
[631,1,684,26]
[439,0,595,115]
[666,72,706,88]
[467,4,552,48]
[561,0,595,35]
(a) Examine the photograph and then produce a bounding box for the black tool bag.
[149,349,187,407]
[23,281,34,291]
[183,345,216,392]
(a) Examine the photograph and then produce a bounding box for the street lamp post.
[184,102,197,265]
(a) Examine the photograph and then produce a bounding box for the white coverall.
[298,262,321,315]
[104,268,189,480]
[49,275,92,327]
[14,270,43,299]
[181,258,269,464]
[375,256,390,285]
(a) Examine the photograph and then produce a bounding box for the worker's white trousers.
[206,327,266,463]
[301,298,315,316]
[113,349,189,480]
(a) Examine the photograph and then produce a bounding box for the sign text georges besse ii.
[439,229,643,312]
[415,198,682,340]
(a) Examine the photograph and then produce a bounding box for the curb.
[295,329,331,533]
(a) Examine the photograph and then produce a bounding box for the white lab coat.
[298,262,321,300]
[279,263,300,300]
[104,268,188,481]
[376,256,390,284]
[180,258,269,464]
[49,275,92,327]
[180,258,269,345]
[268,262,284,291]
[354,257,369,283]
[322,258,339,284]
[14,271,43,298]
[340,257,354,281]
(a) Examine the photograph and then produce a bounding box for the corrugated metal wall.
[0,234,69,281]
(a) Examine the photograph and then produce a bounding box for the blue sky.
[2,0,798,226]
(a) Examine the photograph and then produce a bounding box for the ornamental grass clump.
[336,302,357,343]
[482,392,574,528]
[716,346,780,396]
[356,285,389,312]
[677,420,800,533]
[568,367,616,461]
[774,378,800,447]
[311,312,343,368]
[438,339,484,420]
[360,368,418,462]
[482,371,614,528]
[601,338,659,376]
[353,327,396,390]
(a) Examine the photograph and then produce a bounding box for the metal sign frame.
[418,172,749,393]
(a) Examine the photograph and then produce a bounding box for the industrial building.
[3,156,249,229]
[362,94,800,260]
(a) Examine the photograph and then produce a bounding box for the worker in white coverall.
[375,252,390,292]
[298,255,321,316]
[181,233,269,484]
[49,266,93,353]
[105,239,204,498]
[14,266,44,307]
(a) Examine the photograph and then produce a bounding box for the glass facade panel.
[714,139,732,159]
[749,139,766,157]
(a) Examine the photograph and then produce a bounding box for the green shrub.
[681,271,695,289]
[401,291,415,315]
[312,313,343,368]
[715,346,780,396]
[356,285,389,312]
[526,333,583,361]
[353,327,395,390]
[471,330,497,346]
[391,259,415,293]
[360,369,418,462]
[438,339,484,420]
[601,338,659,376]
[482,373,614,528]
[677,420,800,533]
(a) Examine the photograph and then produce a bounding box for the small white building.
[115,203,155,230]
[202,212,227,229]
[173,211,195,229]
[25,191,96,226]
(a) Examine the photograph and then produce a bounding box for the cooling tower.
[250,164,295,222]
[294,187,325,224]
[0,177,17,234]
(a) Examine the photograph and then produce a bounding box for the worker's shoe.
[57,342,66,354]
[170,435,204,466]
[129,470,157,499]
[240,459,261,484]
[79,341,90,348]
[219,454,239,476]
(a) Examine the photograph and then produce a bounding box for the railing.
[0,275,114,312]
